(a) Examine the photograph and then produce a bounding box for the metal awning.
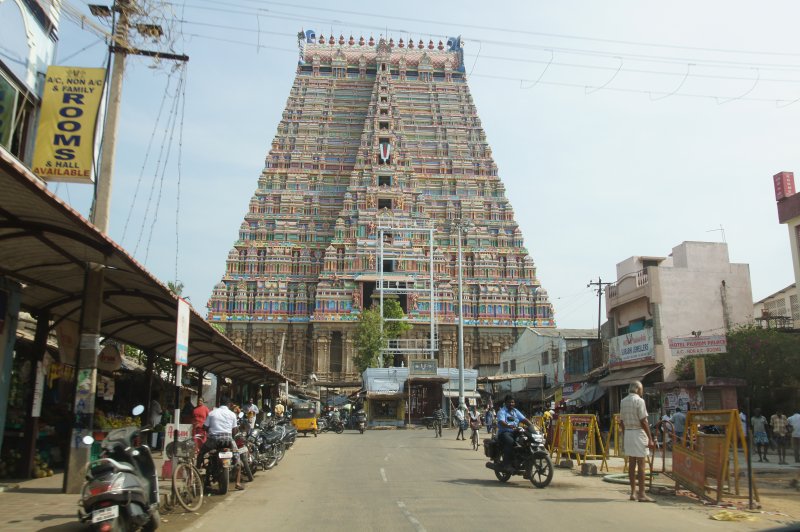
[0,148,293,385]
[598,364,663,388]
[478,372,544,383]
[565,383,606,406]
[366,391,404,399]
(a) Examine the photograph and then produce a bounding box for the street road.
[161,428,787,532]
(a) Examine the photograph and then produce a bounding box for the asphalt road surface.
[160,428,794,532]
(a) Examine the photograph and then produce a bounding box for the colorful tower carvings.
[207,32,555,382]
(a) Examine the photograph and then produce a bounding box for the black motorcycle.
[484,426,554,488]
[78,407,160,531]
[200,438,235,495]
[319,412,344,434]
[252,415,285,470]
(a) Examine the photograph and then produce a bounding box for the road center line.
[380,467,388,482]
[397,501,426,532]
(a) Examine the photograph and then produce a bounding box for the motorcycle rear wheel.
[142,509,160,531]
[529,455,554,488]
[90,512,126,532]
[335,424,344,434]
[218,466,229,495]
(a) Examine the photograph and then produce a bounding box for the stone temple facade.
[207,31,555,383]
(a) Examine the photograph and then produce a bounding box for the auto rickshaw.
[291,403,319,437]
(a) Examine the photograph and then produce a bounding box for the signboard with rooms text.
[668,335,727,357]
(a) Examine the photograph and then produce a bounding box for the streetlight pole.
[65,0,189,494]
[457,222,465,409]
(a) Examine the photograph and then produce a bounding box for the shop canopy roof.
[597,364,662,388]
[0,148,293,386]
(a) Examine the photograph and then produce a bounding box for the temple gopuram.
[207,31,555,384]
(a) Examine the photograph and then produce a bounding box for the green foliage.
[354,307,384,373]
[353,299,412,373]
[675,325,800,412]
[168,281,184,296]
[383,299,412,339]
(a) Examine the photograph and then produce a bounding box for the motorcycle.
[252,414,285,470]
[356,410,367,434]
[78,405,161,531]
[319,412,344,434]
[277,417,298,448]
[484,426,554,488]
[200,437,235,495]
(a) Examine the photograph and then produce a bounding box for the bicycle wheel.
[173,462,204,512]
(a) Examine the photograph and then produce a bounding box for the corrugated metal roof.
[0,148,292,385]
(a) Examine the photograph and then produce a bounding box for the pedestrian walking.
[788,409,800,463]
[752,408,770,462]
[620,381,655,503]
[770,409,790,465]
[484,405,496,435]
[455,405,466,440]
[433,405,444,438]
[671,408,686,442]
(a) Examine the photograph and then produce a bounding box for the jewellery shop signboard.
[609,328,654,368]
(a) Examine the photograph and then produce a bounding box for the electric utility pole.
[587,278,612,342]
[65,0,189,494]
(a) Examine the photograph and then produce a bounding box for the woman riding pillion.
[496,395,534,472]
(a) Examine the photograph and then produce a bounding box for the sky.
[49,0,800,329]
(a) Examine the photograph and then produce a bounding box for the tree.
[674,325,800,412]
[353,299,412,373]
[167,280,184,297]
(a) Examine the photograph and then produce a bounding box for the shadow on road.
[539,497,623,504]
[442,478,531,489]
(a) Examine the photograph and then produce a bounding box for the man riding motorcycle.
[496,395,534,472]
[198,397,244,490]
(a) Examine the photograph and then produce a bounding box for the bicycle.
[470,423,481,451]
[162,434,204,512]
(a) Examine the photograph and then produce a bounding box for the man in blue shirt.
[496,395,533,471]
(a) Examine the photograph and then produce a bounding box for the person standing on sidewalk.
[619,381,655,503]
[752,408,770,462]
[788,409,800,463]
[770,409,790,465]
[433,405,444,438]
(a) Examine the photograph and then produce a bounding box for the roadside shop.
[0,148,293,489]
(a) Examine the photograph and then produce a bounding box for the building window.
[379,121,389,129]
[382,259,394,273]
[502,361,509,373]
[378,198,392,210]
[378,175,392,187]
[510,359,516,372]
[0,73,36,161]
[542,351,549,365]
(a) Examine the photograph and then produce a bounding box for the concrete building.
[495,327,597,405]
[603,241,753,412]
[753,283,798,329]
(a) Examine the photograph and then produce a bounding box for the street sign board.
[668,335,727,357]
[409,359,437,375]
[175,298,189,366]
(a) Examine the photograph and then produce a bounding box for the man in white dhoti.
[619,381,655,502]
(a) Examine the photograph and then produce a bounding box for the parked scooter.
[78,405,161,531]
